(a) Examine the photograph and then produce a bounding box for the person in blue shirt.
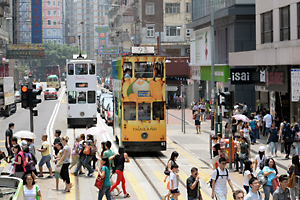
[124,68,131,78]
[262,158,278,200]
[97,156,111,200]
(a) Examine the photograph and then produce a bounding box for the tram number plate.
[138,91,151,97]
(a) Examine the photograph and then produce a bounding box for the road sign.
[166,86,178,91]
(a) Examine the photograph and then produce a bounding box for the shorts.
[38,155,51,168]
[170,188,180,194]
[195,120,200,125]
[55,171,61,179]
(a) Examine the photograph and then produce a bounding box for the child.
[170,164,180,200]
[52,142,63,190]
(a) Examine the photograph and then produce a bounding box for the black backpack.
[209,168,228,188]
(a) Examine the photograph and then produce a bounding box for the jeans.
[98,186,111,200]
[294,142,300,155]
[239,157,248,172]
[83,155,94,174]
[74,155,86,175]
[38,155,51,168]
[251,128,258,143]
[265,127,270,136]
[270,142,277,155]
[284,142,292,156]
[263,185,274,200]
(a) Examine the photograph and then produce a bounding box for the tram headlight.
[141,132,148,140]
[80,112,85,117]
[161,142,166,146]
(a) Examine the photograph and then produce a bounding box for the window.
[124,102,136,120]
[68,91,76,104]
[58,20,60,25]
[58,10,60,16]
[89,63,95,74]
[75,63,88,75]
[155,62,164,78]
[186,3,191,13]
[146,2,155,15]
[53,0,55,6]
[186,29,190,37]
[47,0,50,6]
[123,62,132,78]
[280,6,290,41]
[147,26,154,37]
[68,64,74,75]
[78,91,86,104]
[53,10,56,16]
[47,10,51,16]
[165,3,180,14]
[261,11,273,44]
[47,20,51,25]
[47,29,52,36]
[53,20,57,26]
[135,62,153,78]
[53,29,57,36]
[153,102,164,120]
[138,103,151,121]
[166,26,181,36]
[87,91,96,103]
[58,39,61,44]
[58,1,60,6]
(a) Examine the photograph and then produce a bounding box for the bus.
[46,75,60,90]
[113,47,166,152]
[66,58,97,126]
[46,65,61,88]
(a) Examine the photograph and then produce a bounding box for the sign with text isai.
[96,26,119,55]
[31,0,42,43]
[291,69,300,102]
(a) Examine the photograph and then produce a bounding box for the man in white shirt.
[211,157,235,200]
[263,111,273,136]
[245,177,262,200]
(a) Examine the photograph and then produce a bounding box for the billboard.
[68,36,75,44]
[6,44,45,59]
[96,26,119,55]
[31,0,43,43]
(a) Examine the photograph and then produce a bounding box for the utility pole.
[210,3,215,131]
[228,78,232,169]
[158,2,162,55]
[134,1,138,46]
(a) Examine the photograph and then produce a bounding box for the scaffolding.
[13,0,31,44]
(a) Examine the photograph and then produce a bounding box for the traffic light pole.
[29,74,34,133]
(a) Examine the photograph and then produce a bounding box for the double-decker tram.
[66,55,97,126]
[113,47,166,151]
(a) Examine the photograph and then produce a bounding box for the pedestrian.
[266,122,278,157]
[12,144,26,179]
[274,113,281,130]
[37,134,53,178]
[211,157,235,200]
[205,100,210,119]
[72,134,86,176]
[186,167,202,200]
[5,122,14,160]
[223,123,230,139]
[292,123,300,155]
[163,151,179,199]
[254,146,268,176]
[200,101,206,121]
[263,111,273,137]
[53,142,63,191]
[193,108,201,134]
[240,102,248,116]
[23,146,37,180]
[291,116,296,128]
[237,120,243,136]
[241,122,252,145]
[97,156,112,200]
[217,134,227,160]
[57,136,72,192]
[262,158,278,200]
[26,138,37,177]
[23,173,42,200]
[109,146,130,198]
[84,134,96,176]
[233,190,244,200]
[243,160,253,193]
[234,136,242,172]
[239,137,250,174]
[100,141,106,158]
[232,117,238,136]
[170,164,180,200]
[244,177,262,200]
[287,155,300,199]
[191,99,197,113]
[192,101,199,114]
[249,116,259,144]
[273,174,291,200]
[52,129,61,156]
[212,136,221,170]
[69,136,80,170]
[280,123,293,159]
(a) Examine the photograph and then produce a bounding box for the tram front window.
[68,64,74,75]
[75,64,88,75]
[138,103,151,121]
[124,102,136,120]
[135,62,153,78]
[153,102,164,120]
[78,91,86,104]
[68,91,76,104]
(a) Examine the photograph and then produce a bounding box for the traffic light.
[29,89,42,108]
[21,85,29,109]
[220,91,234,110]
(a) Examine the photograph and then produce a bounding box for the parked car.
[96,89,105,101]
[97,93,112,113]
[100,97,113,118]
[104,103,113,125]
[44,88,58,100]
[14,91,21,102]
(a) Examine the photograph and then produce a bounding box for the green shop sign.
[200,65,229,82]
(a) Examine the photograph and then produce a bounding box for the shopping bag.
[94,173,105,190]
[272,178,280,191]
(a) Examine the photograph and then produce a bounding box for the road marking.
[0,160,8,168]
[61,99,67,103]
[124,171,149,200]
[64,173,76,200]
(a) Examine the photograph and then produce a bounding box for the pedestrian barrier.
[294,175,300,200]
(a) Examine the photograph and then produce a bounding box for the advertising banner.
[6,44,45,59]
[291,68,300,102]
[31,0,42,43]
[195,27,211,66]
[96,26,119,55]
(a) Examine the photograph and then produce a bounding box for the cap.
[259,146,265,152]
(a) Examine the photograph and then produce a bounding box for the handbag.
[94,167,106,190]
[257,173,268,186]
[83,146,91,155]
[287,165,295,188]
[35,185,40,200]
[238,153,247,160]
[193,114,196,120]
[90,144,97,156]
[272,178,280,191]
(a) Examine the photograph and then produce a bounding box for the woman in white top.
[254,146,268,176]
[23,173,42,200]
[243,160,253,193]
[241,122,252,146]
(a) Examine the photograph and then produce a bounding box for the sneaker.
[275,154,278,157]
[37,174,43,178]
[86,173,93,177]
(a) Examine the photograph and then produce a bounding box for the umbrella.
[84,127,106,136]
[14,130,37,139]
[232,114,250,122]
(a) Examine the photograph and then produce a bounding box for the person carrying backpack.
[292,123,300,155]
[211,157,235,200]
[280,123,293,159]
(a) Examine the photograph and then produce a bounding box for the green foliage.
[20,65,29,76]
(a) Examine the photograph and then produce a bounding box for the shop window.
[87,91,96,103]
[89,63,95,75]
[135,62,153,78]
[153,102,164,120]
[75,63,88,75]
[68,64,74,75]
[124,102,136,120]
[138,103,151,121]
[68,91,76,104]
[77,91,86,104]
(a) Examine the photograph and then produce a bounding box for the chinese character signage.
[31,0,42,43]
[6,44,46,59]
[96,26,119,55]
[291,69,300,102]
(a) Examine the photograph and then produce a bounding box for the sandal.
[124,193,130,198]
